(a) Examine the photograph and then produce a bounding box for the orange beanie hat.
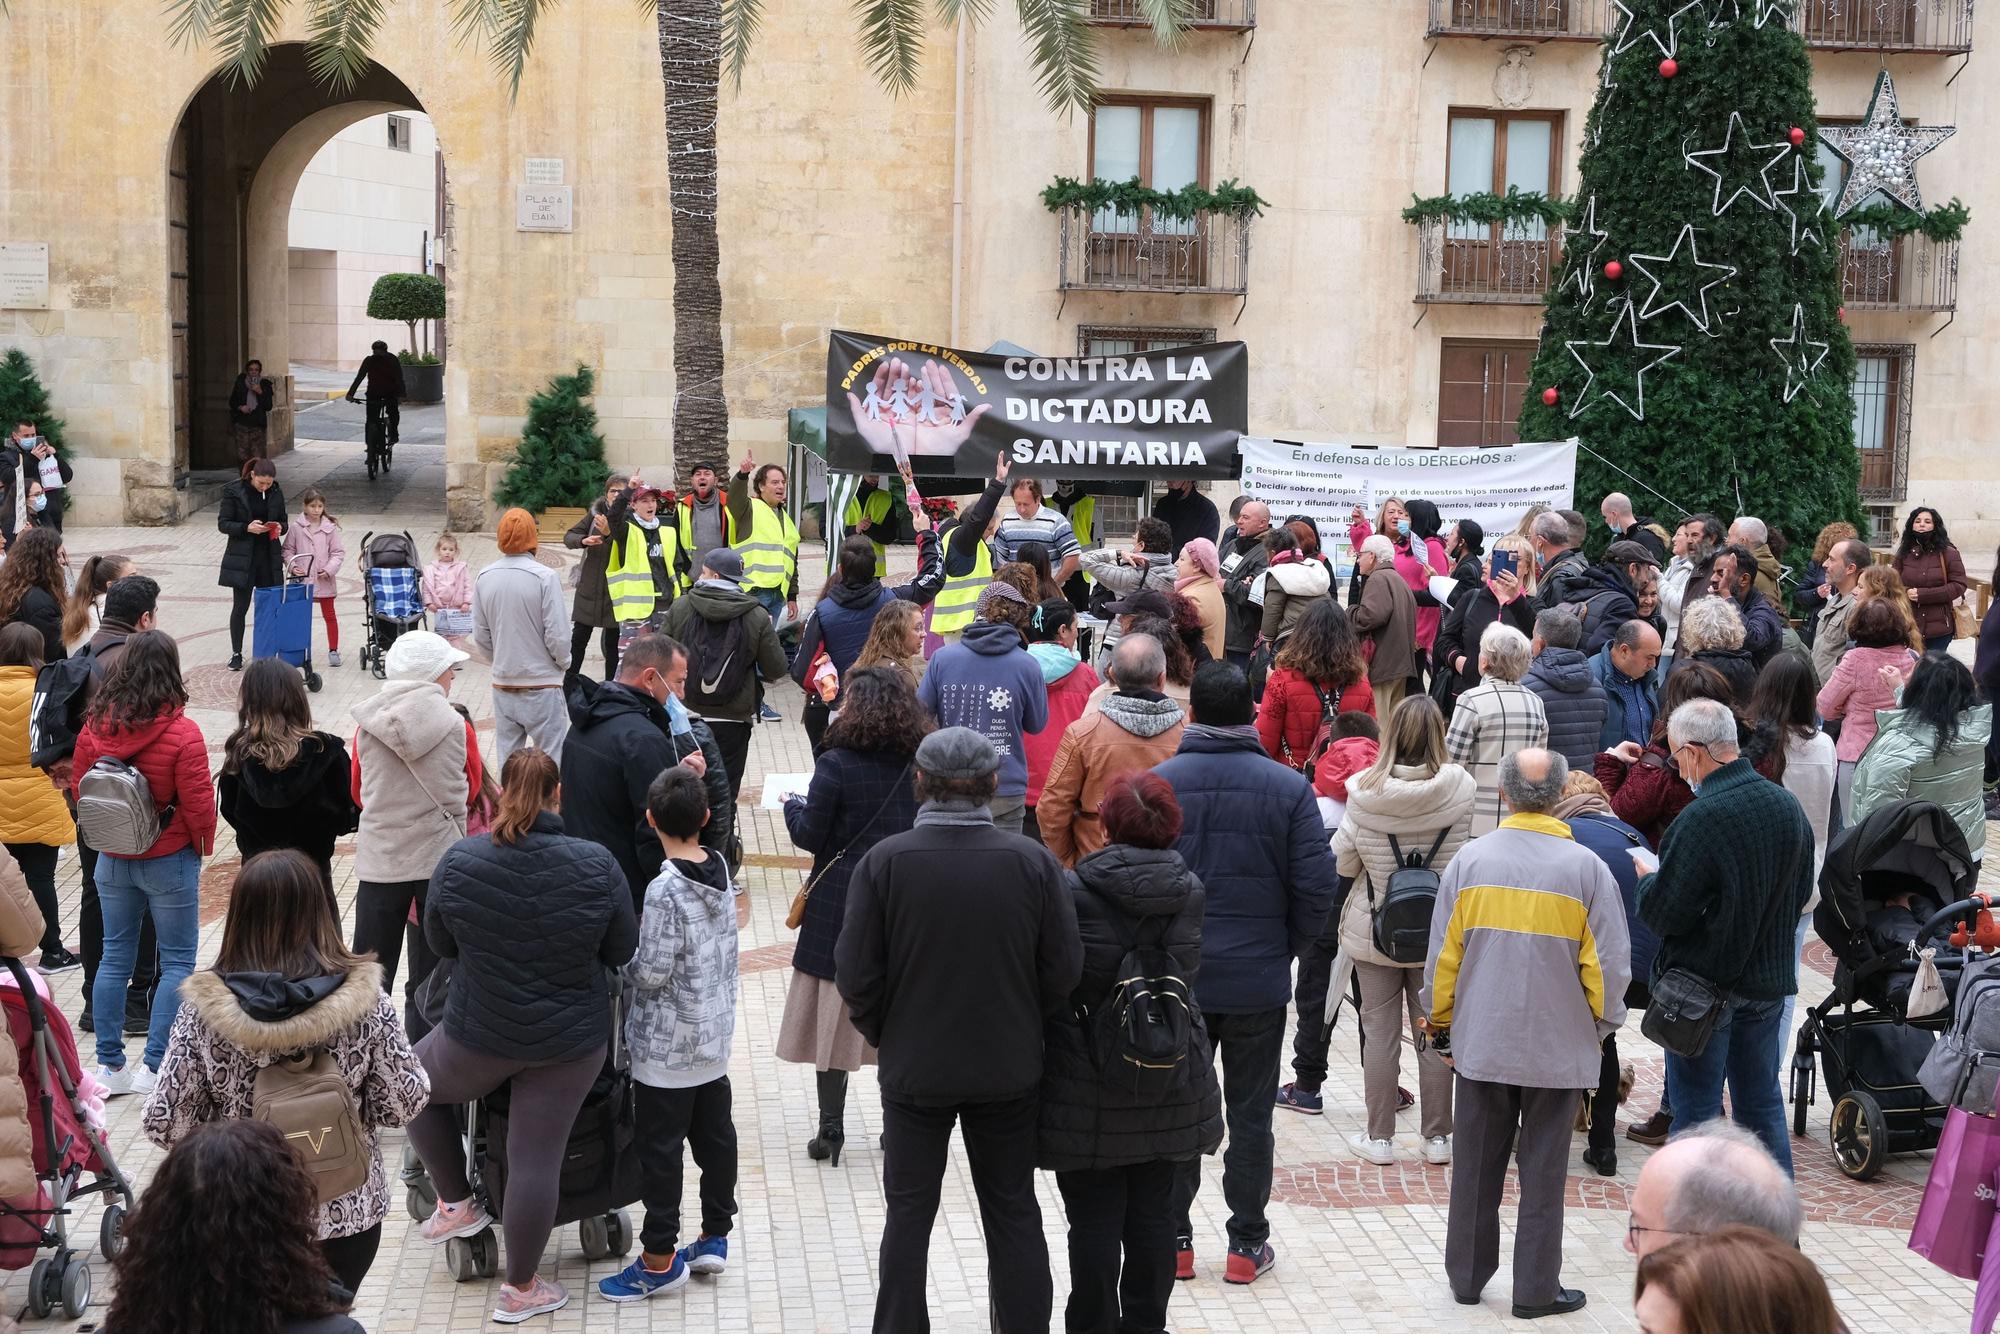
[496,508,539,555]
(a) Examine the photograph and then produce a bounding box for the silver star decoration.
[1768,303,1831,404]
[1754,0,1798,24]
[1609,0,1707,55]
[1628,224,1738,331]
[1685,112,1793,215]
[1566,298,1684,422]
[1559,195,1612,307]
[1591,65,1620,148]
[1767,156,1825,256]
[1819,69,1956,216]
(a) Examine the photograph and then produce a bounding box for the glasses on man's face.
[1626,1214,1693,1248]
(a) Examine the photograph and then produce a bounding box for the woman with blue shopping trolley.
[216,459,287,674]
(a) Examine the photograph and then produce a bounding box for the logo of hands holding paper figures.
[847,356,992,465]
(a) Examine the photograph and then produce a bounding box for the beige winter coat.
[0,848,43,1198]
[351,680,470,883]
[1331,762,1476,968]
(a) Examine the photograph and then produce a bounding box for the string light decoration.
[1769,303,1831,403]
[658,1,730,484]
[1683,111,1792,215]
[1628,223,1738,331]
[1564,297,1684,422]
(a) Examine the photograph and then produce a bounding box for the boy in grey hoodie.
[598,766,740,1303]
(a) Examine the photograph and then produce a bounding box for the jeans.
[92,848,200,1071]
[1055,1160,1177,1334]
[1924,634,1954,656]
[876,1093,1050,1333]
[1174,1005,1285,1253]
[78,836,158,1009]
[990,793,1027,836]
[1666,995,1793,1175]
[634,1077,738,1256]
[5,843,62,955]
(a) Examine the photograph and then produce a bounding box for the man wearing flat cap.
[837,726,1082,1333]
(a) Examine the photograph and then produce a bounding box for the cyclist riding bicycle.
[344,339,406,479]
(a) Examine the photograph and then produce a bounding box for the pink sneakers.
[494,1276,570,1324]
[419,1197,492,1245]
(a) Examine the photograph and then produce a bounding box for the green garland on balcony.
[1401,188,1574,227]
[1040,176,1270,221]
[1838,197,1970,242]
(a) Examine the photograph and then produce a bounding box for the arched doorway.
[169,45,446,512]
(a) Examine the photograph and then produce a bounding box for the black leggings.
[569,622,618,679]
[230,586,254,655]
[320,1222,382,1294]
[4,843,61,955]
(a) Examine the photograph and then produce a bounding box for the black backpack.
[30,639,117,769]
[1281,680,1341,773]
[682,613,753,713]
[1368,830,1451,965]
[1088,915,1195,1098]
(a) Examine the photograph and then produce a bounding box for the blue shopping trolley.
[252,553,323,692]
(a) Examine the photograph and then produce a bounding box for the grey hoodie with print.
[627,852,740,1089]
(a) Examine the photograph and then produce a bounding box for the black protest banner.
[825,330,1247,480]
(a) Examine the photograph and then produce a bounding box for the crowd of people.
[0,454,1992,1332]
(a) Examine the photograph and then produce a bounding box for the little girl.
[281,486,347,666]
[424,532,474,637]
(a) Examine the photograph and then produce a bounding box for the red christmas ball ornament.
[1789,126,1807,147]
[1604,260,1624,281]
[1542,386,1560,406]
[1837,306,1848,323]
[1659,57,1679,78]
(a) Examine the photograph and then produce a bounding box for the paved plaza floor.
[1,433,1989,1328]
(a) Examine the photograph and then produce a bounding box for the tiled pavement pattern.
[2,429,1992,1329]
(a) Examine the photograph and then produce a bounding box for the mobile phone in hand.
[1628,846,1661,876]
[1490,547,1518,582]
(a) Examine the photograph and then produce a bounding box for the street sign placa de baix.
[0,243,49,309]
[516,186,573,233]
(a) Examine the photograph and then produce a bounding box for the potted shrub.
[495,365,612,540]
[366,272,446,403]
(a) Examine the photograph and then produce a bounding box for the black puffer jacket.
[1525,648,1609,773]
[424,811,639,1061]
[1568,563,1641,656]
[218,732,359,871]
[217,478,288,590]
[1037,844,1223,1172]
[559,675,732,907]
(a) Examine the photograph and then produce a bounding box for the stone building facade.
[0,0,1991,560]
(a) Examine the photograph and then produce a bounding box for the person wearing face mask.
[216,458,287,672]
[12,423,71,534]
[605,474,691,651]
[561,632,731,909]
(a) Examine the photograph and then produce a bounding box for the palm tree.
[160,0,1196,485]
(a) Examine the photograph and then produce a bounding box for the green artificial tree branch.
[1401,188,1573,228]
[1041,175,1269,219]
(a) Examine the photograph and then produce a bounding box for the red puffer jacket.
[1595,746,1692,849]
[1256,667,1374,771]
[71,707,216,858]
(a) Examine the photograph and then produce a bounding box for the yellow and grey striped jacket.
[1420,812,1630,1090]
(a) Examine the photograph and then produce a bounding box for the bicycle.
[348,393,398,479]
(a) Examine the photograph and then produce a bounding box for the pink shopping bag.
[1974,1177,2000,1334]
[1912,1107,2000,1280]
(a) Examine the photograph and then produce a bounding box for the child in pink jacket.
[423,533,474,637]
[282,487,346,665]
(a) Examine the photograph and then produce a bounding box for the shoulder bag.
[1944,555,1978,639]
[1640,858,1794,1059]
[786,763,913,929]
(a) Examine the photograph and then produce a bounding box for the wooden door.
[1439,340,1538,447]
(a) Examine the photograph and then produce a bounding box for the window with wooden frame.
[1442,109,1563,296]
[1438,338,1538,447]
[1851,344,1913,502]
[1089,97,1211,237]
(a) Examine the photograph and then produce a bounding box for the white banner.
[1238,438,1578,555]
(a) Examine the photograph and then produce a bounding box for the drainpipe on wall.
[950,18,967,346]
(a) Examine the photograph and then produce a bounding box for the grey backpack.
[74,758,172,857]
[1919,953,2000,1113]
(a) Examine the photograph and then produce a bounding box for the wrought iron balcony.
[1413,218,1561,304]
[1088,0,1255,30]
[1838,231,1959,312]
[1057,206,1251,296]
[1425,0,1972,50]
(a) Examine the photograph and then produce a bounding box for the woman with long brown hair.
[0,525,69,662]
[62,551,135,650]
[218,658,359,893]
[408,748,637,1323]
[141,849,428,1293]
[1634,1226,1842,1334]
[853,598,926,685]
[1855,561,1927,654]
[1257,598,1373,770]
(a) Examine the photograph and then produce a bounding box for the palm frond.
[721,0,766,91]
[1015,0,1096,115]
[303,0,391,91]
[932,0,996,25]
[206,0,288,86]
[450,0,556,98]
[852,0,928,100]
[1133,0,1195,47]
[163,0,226,49]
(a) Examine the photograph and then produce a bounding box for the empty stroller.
[0,957,136,1318]
[1790,799,1981,1179]
[357,531,427,678]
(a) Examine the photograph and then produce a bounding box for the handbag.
[786,763,912,930]
[1910,1106,2000,1280]
[1942,555,1979,639]
[1639,851,1793,1059]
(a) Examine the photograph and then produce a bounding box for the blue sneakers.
[597,1251,689,1303]
[682,1234,729,1274]
[1274,1082,1324,1115]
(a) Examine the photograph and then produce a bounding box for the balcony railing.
[1838,231,1959,312]
[1057,206,1251,296]
[1413,218,1561,304]
[1089,0,1255,30]
[1425,0,1972,50]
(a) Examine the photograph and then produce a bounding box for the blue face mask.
[1395,519,1411,538]
[27,496,45,513]
[663,691,694,738]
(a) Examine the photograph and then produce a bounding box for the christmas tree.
[494,365,612,512]
[1516,2,1867,556]
[0,349,70,461]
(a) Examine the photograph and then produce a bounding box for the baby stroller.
[357,531,427,679]
[1790,799,1981,1179]
[0,956,136,1319]
[428,975,641,1282]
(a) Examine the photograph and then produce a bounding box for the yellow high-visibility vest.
[1068,495,1097,584]
[734,497,799,594]
[844,487,895,577]
[930,530,994,637]
[677,497,737,555]
[607,519,684,623]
